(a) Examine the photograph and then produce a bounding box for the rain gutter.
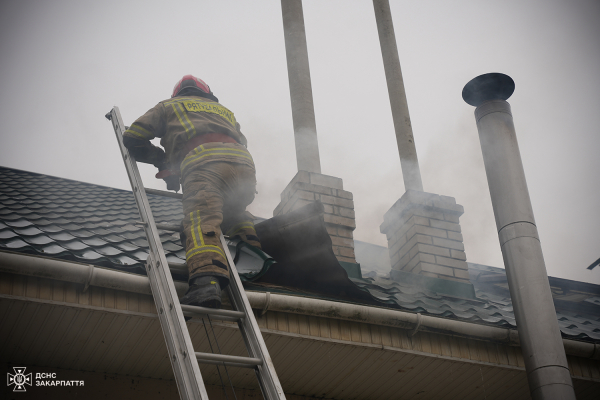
[1,250,598,360]
[0,250,188,297]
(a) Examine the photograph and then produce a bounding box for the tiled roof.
[1,165,599,343]
[349,267,600,341]
[0,166,184,275]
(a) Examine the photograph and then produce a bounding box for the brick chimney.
[380,190,474,297]
[274,171,357,264]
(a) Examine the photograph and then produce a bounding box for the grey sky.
[1,0,598,284]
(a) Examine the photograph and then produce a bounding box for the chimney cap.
[462,73,515,107]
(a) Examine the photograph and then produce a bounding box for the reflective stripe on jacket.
[180,142,255,179]
[123,95,248,169]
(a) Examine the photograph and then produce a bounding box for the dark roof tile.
[37,224,64,233]
[60,240,88,251]
[73,250,104,260]
[2,216,32,225]
[39,244,69,255]
[0,230,18,239]
[1,238,32,249]
[81,237,109,246]
[14,227,44,236]
[95,246,123,256]
[22,235,54,245]
[115,242,139,251]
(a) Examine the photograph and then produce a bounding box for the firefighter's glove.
[154,160,169,172]
[155,168,180,192]
[164,175,181,192]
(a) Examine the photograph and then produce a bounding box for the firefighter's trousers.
[180,145,260,287]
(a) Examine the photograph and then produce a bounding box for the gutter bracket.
[409,312,422,337]
[259,292,271,317]
[83,264,95,293]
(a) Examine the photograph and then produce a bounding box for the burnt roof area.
[1,165,599,343]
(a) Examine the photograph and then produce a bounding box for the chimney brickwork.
[274,171,357,264]
[380,190,469,283]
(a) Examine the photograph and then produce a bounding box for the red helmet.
[171,75,218,101]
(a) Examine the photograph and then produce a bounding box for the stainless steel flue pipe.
[281,0,322,174]
[463,73,575,400]
[373,0,424,192]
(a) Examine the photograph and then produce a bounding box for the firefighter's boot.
[180,276,222,309]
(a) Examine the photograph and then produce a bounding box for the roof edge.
[1,249,599,358]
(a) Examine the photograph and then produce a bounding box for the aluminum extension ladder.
[106,107,286,400]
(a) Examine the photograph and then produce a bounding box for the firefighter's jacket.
[123,95,250,172]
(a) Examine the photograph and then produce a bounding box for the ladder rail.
[107,105,286,400]
[220,234,287,399]
[106,107,208,400]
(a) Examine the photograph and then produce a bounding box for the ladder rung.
[145,187,183,200]
[181,305,245,322]
[195,352,262,368]
[196,359,260,369]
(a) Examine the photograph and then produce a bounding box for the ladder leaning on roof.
[105,106,286,400]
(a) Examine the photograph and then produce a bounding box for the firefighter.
[123,75,261,309]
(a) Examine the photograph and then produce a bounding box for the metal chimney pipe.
[281,0,322,174]
[463,73,575,400]
[373,0,423,192]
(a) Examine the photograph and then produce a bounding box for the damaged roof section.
[0,165,599,342]
[254,202,376,303]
